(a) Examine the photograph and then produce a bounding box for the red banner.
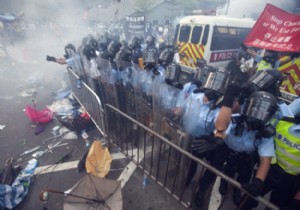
[244,4,300,52]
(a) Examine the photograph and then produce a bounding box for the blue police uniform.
[225,124,275,157]
[196,117,275,204]
[180,93,220,137]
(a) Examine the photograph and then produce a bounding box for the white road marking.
[34,147,145,189]
[34,149,136,175]
[208,176,222,210]
[117,148,144,188]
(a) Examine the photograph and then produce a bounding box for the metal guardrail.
[67,66,279,210]
[104,104,279,210]
[67,67,106,136]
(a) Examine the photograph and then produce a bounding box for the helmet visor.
[241,92,278,123]
[202,70,228,95]
[250,71,275,89]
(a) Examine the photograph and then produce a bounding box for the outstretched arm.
[214,84,240,139]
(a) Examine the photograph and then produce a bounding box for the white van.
[174,15,255,67]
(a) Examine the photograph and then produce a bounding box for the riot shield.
[97,57,120,109]
[78,46,92,87]
[152,75,190,195]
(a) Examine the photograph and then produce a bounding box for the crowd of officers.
[46,33,300,210]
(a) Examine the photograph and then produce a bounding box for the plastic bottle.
[142,174,149,189]
[77,79,82,88]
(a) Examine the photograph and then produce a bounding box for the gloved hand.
[242,178,264,197]
[46,55,56,62]
[222,83,241,108]
[190,135,224,155]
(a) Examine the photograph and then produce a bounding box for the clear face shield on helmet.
[241,91,278,130]
[158,48,174,67]
[192,65,216,89]
[143,48,158,72]
[247,70,281,92]
[165,64,181,82]
[201,68,229,99]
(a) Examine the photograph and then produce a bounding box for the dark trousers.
[238,164,300,210]
[222,151,257,185]
[196,144,256,193]
[197,143,230,192]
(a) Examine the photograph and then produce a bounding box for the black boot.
[194,189,205,207]
[219,179,228,195]
[233,187,242,205]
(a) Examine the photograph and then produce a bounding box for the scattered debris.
[0,125,5,130]
[0,158,38,209]
[24,105,53,123]
[20,146,40,156]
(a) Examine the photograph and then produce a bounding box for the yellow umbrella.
[85,140,112,178]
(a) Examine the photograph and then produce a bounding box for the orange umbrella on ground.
[85,140,112,178]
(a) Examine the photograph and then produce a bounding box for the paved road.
[0,41,269,210]
[0,45,188,210]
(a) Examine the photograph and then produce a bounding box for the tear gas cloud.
[0,0,106,94]
[219,0,298,19]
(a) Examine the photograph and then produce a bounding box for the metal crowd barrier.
[105,104,279,210]
[67,63,279,210]
[67,67,106,135]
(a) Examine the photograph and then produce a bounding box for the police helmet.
[146,35,156,48]
[115,48,132,71]
[143,48,157,64]
[245,69,285,95]
[107,40,122,55]
[158,48,174,67]
[98,42,108,52]
[192,64,215,89]
[241,91,278,130]
[64,43,76,59]
[82,44,96,60]
[159,42,167,52]
[65,43,76,52]
[88,38,98,50]
[201,67,229,98]
[129,36,141,49]
[164,63,181,83]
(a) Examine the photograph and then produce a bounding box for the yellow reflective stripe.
[274,121,300,175]
[276,146,300,164]
[276,152,300,175]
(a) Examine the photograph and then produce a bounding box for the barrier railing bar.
[105,103,279,210]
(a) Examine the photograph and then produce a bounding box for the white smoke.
[218,0,297,19]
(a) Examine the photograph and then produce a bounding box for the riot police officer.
[238,97,300,210]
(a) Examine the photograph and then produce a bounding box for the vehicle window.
[201,25,209,45]
[191,26,202,44]
[178,25,191,42]
[174,24,179,41]
[211,26,251,50]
